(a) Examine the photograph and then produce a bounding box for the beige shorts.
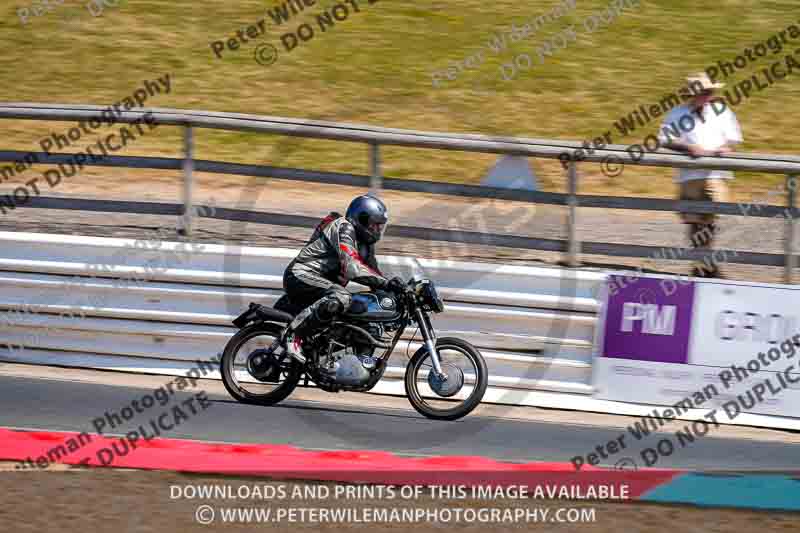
[678,179,729,224]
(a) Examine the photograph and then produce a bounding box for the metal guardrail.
[3,232,800,431]
[1,104,798,280]
[0,232,604,400]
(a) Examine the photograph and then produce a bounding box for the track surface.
[0,369,798,471]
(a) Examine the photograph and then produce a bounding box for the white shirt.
[657,102,743,183]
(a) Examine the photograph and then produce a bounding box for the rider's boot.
[271,324,306,364]
[278,294,345,365]
[282,329,306,364]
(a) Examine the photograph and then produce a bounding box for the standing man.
[658,72,743,278]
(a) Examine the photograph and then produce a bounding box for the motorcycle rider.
[278,194,405,363]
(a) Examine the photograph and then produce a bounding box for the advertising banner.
[689,281,800,367]
[593,273,800,420]
[599,275,696,364]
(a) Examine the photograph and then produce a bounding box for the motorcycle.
[220,259,488,420]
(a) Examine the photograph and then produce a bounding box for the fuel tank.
[344,292,401,322]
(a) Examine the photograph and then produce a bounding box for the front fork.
[415,308,446,378]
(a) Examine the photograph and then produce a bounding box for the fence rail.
[1,104,798,280]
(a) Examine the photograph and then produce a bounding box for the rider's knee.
[317,292,348,321]
[320,298,342,318]
[328,287,352,308]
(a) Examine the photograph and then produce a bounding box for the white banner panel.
[593,274,800,422]
[593,358,800,419]
[689,281,800,367]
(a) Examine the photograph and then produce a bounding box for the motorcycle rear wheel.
[404,337,488,420]
[220,323,302,406]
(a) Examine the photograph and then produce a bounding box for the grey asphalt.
[0,373,797,471]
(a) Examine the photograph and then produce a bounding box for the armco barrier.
[0,231,602,398]
[1,231,799,431]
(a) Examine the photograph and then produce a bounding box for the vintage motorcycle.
[220,259,488,420]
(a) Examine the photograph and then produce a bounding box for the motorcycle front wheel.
[220,323,302,406]
[404,337,488,420]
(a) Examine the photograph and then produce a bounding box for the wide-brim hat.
[685,72,725,91]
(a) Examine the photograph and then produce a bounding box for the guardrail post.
[785,174,797,284]
[566,161,580,267]
[180,125,194,237]
[369,142,382,195]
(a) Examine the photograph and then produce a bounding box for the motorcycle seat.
[273,294,303,317]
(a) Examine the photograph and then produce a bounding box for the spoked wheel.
[404,337,488,420]
[220,323,302,406]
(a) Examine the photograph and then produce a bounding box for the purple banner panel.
[601,275,696,364]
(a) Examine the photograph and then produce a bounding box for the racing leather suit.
[282,212,388,336]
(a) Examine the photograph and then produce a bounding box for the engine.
[323,352,378,386]
[316,325,381,387]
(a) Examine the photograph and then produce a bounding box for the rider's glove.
[385,276,406,294]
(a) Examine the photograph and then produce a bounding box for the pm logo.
[621,303,677,335]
